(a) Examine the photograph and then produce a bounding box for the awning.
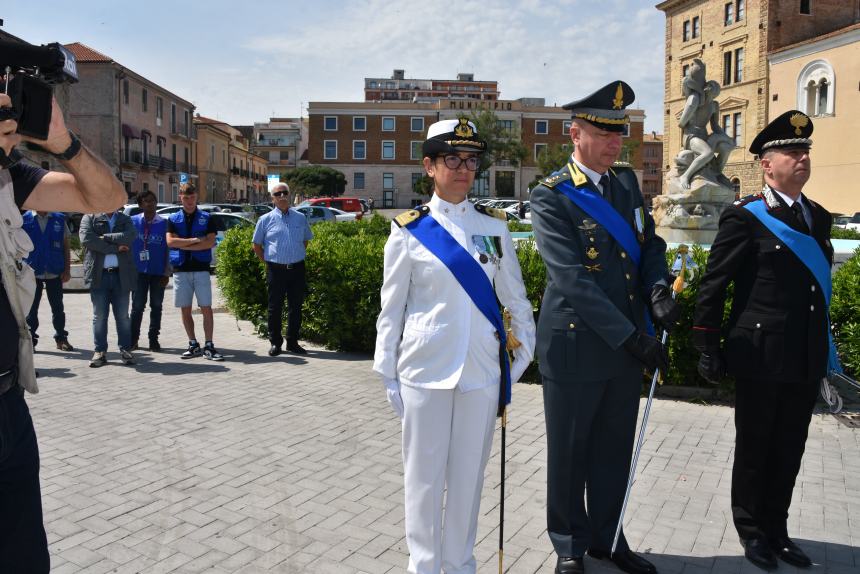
[121,124,140,139]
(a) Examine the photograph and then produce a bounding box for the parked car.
[122,203,172,217]
[504,201,530,219]
[156,204,222,216]
[328,207,359,222]
[298,197,364,219]
[295,205,336,225]
[505,212,532,226]
[833,215,852,229]
[845,213,860,231]
[210,212,253,270]
[250,204,274,217]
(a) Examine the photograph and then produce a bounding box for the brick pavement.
[22,279,860,573]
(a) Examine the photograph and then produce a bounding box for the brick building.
[364,69,499,102]
[64,42,196,202]
[656,0,860,198]
[307,98,646,208]
[642,132,664,204]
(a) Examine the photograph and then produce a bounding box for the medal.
[586,246,599,260]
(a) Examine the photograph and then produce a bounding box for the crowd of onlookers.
[25,182,316,366]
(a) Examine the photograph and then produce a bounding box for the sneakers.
[89,351,107,368]
[120,349,135,365]
[55,339,74,351]
[203,343,224,361]
[181,341,202,359]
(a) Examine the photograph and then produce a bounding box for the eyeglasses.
[439,154,480,171]
[272,191,289,197]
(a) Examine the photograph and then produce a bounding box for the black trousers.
[266,261,306,347]
[732,377,819,541]
[0,384,50,573]
[543,368,641,558]
[26,277,68,344]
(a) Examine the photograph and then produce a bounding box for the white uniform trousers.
[401,383,498,574]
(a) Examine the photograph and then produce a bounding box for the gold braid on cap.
[573,112,629,125]
[444,139,486,149]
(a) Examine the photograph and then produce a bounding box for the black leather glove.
[697,349,725,384]
[624,331,669,373]
[650,283,681,333]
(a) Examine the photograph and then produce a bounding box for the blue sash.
[743,199,842,374]
[555,175,654,335]
[555,178,642,267]
[404,214,512,407]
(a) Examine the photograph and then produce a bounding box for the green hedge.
[218,219,860,386]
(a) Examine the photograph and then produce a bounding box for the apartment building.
[239,118,304,178]
[768,22,860,214]
[364,69,499,102]
[64,42,196,202]
[307,98,646,209]
[657,0,860,197]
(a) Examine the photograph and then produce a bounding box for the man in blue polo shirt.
[23,210,74,351]
[252,183,313,356]
[130,190,170,351]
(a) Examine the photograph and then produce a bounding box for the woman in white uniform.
[374,119,536,574]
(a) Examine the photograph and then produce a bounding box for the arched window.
[797,59,835,117]
[732,177,741,199]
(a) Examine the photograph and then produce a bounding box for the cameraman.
[1,91,125,571]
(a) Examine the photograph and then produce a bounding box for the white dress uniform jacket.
[373,194,535,390]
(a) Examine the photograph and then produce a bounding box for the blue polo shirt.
[252,207,313,265]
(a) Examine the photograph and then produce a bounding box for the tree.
[527,142,575,189]
[412,174,434,197]
[281,166,346,198]
[467,110,528,175]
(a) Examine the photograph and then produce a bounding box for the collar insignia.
[761,186,781,210]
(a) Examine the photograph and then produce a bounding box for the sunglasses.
[439,154,480,171]
[272,191,289,197]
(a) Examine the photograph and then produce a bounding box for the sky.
[4,0,668,133]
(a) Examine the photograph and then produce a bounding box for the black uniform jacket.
[693,187,833,383]
[531,163,670,382]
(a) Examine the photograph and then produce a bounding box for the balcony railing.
[171,122,189,137]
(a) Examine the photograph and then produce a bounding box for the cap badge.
[612,83,624,110]
[790,112,809,136]
[454,118,474,138]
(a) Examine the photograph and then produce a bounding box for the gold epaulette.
[539,170,572,189]
[393,205,430,227]
[474,203,507,221]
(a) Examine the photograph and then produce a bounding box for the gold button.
[589,237,595,242]
[776,245,781,250]
[756,323,761,328]
[625,273,631,280]
[629,294,634,300]
[810,305,815,311]
[569,322,575,329]
[621,252,627,258]
[811,285,816,292]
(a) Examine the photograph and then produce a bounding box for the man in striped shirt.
[252,183,313,356]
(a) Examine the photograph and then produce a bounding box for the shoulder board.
[539,170,571,189]
[474,203,507,221]
[393,205,429,228]
[732,194,762,207]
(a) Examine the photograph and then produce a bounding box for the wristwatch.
[51,130,82,161]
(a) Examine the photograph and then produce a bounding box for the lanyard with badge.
[139,217,152,263]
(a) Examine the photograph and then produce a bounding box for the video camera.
[1,38,79,167]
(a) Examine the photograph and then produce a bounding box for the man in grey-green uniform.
[530,81,679,574]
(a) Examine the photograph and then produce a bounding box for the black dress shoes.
[769,536,812,568]
[286,340,307,355]
[743,537,778,571]
[555,556,584,574]
[268,344,281,357]
[587,548,657,574]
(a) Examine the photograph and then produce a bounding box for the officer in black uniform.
[693,110,828,571]
[531,81,678,574]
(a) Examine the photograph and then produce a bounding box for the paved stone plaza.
[25,282,860,573]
